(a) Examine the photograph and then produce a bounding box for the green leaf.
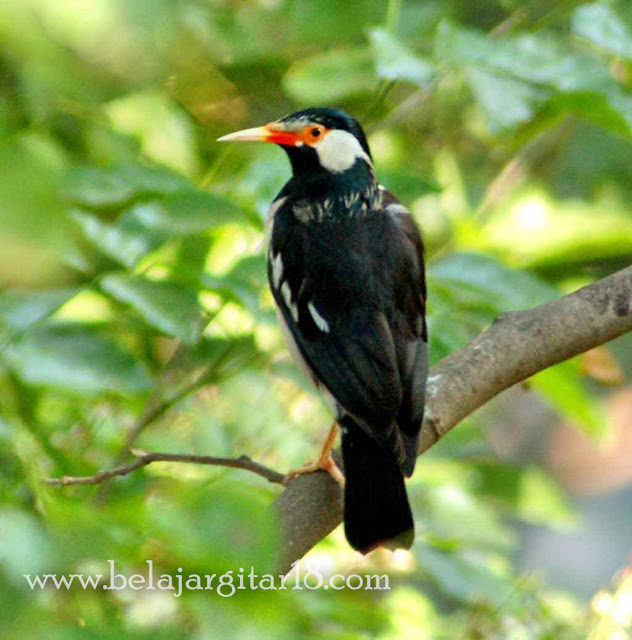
[429,252,558,311]
[426,283,497,364]
[420,484,515,551]
[189,335,265,381]
[3,324,151,395]
[71,204,170,268]
[0,288,79,332]
[550,90,632,138]
[106,90,197,176]
[518,466,576,529]
[572,3,632,61]
[147,481,278,573]
[436,20,632,135]
[378,169,440,202]
[101,273,203,344]
[530,359,607,437]
[203,254,268,316]
[416,543,511,607]
[226,254,267,290]
[283,48,376,103]
[427,254,559,365]
[462,67,548,132]
[133,190,247,234]
[64,164,190,208]
[0,507,56,581]
[426,316,475,365]
[369,28,436,86]
[436,21,605,93]
[482,196,632,270]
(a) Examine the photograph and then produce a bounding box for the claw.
[284,453,345,488]
[284,421,345,488]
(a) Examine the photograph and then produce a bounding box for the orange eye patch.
[298,124,329,145]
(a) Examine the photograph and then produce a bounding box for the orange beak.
[217,123,302,147]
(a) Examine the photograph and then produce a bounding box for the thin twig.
[42,449,285,487]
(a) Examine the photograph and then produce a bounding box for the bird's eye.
[300,124,327,144]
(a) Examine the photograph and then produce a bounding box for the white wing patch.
[271,252,283,288]
[307,301,330,333]
[385,202,409,215]
[280,282,298,322]
[263,196,287,247]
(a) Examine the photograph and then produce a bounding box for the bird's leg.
[284,421,345,488]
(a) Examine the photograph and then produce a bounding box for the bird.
[218,107,427,554]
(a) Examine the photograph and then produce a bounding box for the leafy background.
[1,0,631,638]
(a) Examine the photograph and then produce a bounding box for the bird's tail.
[340,418,414,554]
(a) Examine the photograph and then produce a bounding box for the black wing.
[269,192,427,471]
[380,189,427,473]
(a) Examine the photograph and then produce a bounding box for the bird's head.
[218,107,373,177]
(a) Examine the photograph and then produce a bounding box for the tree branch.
[42,450,285,487]
[39,268,632,573]
[275,266,632,573]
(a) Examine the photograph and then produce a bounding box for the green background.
[1,0,631,637]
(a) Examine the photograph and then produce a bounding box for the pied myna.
[219,107,427,554]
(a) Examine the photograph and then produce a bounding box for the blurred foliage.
[1,0,631,638]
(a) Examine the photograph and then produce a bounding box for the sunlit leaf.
[436,21,605,92]
[416,543,511,607]
[369,28,436,86]
[204,254,268,316]
[436,20,632,135]
[189,335,264,381]
[3,324,151,395]
[0,288,79,332]
[0,142,72,287]
[132,191,247,234]
[106,91,198,175]
[283,48,376,103]
[518,466,577,529]
[463,67,547,132]
[101,273,203,344]
[530,359,607,437]
[573,3,632,60]
[483,197,632,270]
[429,252,558,311]
[71,204,170,268]
[0,507,56,582]
[420,484,516,551]
[64,165,190,209]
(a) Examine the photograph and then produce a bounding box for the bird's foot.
[285,420,345,488]
[284,453,345,488]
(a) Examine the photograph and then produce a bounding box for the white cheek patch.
[312,129,372,173]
